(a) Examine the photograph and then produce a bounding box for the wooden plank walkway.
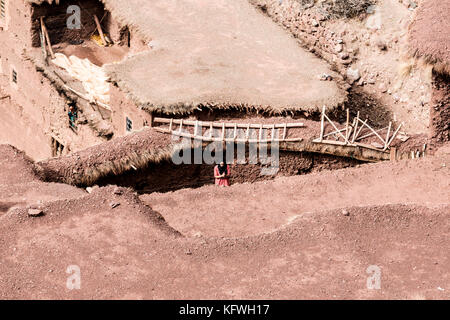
[152,114,419,163]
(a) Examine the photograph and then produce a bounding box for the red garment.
[214,165,230,187]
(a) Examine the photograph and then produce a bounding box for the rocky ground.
[250,0,432,133]
[0,143,448,299]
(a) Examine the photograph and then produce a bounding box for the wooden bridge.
[153,110,421,163]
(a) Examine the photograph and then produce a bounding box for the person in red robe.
[214,161,230,187]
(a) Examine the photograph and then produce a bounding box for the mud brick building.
[0,0,345,160]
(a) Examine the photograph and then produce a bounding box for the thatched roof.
[100,0,346,114]
[409,0,450,74]
[35,127,178,186]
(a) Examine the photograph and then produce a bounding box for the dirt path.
[0,143,449,299]
[142,150,450,238]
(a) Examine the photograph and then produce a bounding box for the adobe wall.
[109,83,153,136]
[0,93,51,160]
[0,0,105,159]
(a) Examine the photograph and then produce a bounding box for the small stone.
[319,73,333,81]
[311,19,319,27]
[86,187,93,194]
[28,209,44,217]
[346,67,360,83]
[334,44,343,53]
[339,52,349,60]
[110,202,120,209]
[342,209,350,216]
[113,187,122,195]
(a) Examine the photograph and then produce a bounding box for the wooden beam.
[319,106,325,142]
[357,119,385,144]
[153,117,304,129]
[40,17,55,59]
[323,113,348,142]
[345,108,350,142]
[352,111,360,143]
[94,14,107,46]
[385,123,403,149]
[390,147,397,161]
[383,122,391,151]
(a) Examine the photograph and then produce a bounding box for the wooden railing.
[153,117,304,143]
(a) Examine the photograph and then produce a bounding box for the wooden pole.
[319,106,325,142]
[358,118,385,144]
[94,14,107,46]
[40,17,55,59]
[345,108,350,143]
[259,124,263,142]
[383,122,391,151]
[385,123,403,149]
[352,111,360,143]
[323,113,347,141]
[282,124,287,140]
[390,147,397,161]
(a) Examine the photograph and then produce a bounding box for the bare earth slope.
[0,143,449,299]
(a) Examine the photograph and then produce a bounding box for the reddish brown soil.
[0,143,449,299]
[429,72,450,143]
[408,0,450,73]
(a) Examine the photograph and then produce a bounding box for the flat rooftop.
[103,0,346,114]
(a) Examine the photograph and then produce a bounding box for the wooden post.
[40,17,55,59]
[222,123,225,140]
[94,14,107,46]
[246,124,250,141]
[345,108,350,143]
[323,113,347,141]
[358,118,385,145]
[390,147,397,161]
[352,111,359,143]
[385,123,403,149]
[259,124,263,142]
[149,112,154,127]
[319,106,325,142]
[169,118,173,132]
[271,124,275,141]
[209,123,213,139]
[233,123,237,140]
[40,29,47,61]
[282,124,287,140]
[179,119,183,133]
[384,122,391,150]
